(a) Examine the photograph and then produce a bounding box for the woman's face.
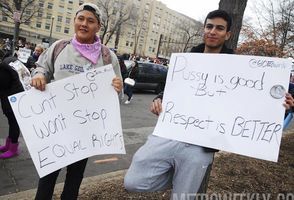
[74,10,101,44]
[34,47,43,57]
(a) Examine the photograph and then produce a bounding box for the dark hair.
[204,10,232,31]
[83,5,97,14]
[119,58,125,65]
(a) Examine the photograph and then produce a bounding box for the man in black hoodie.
[0,57,24,159]
[125,10,294,199]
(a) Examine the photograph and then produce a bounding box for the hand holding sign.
[9,65,125,177]
[153,53,292,162]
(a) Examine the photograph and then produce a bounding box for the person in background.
[119,58,128,100]
[124,60,139,104]
[0,57,24,159]
[2,38,13,59]
[18,40,24,48]
[119,58,128,81]
[24,42,31,50]
[31,3,122,200]
[290,73,294,84]
[25,44,44,72]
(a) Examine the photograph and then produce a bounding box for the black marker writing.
[249,59,286,69]
[64,82,98,101]
[38,146,56,168]
[17,92,57,118]
[226,72,265,91]
[73,108,107,129]
[162,101,214,130]
[86,67,111,82]
[230,116,281,144]
[52,140,87,158]
[38,139,87,169]
[92,132,123,149]
[33,113,66,139]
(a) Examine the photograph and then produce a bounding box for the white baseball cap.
[76,3,102,22]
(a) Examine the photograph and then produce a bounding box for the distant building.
[0,0,80,45]
[0,0,202,58]
[114,0,203,59]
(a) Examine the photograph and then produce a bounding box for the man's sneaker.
[124,100,131,104]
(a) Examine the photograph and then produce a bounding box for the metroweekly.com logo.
[172,193,294,200]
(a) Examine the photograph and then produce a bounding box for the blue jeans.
[124,84,133,101]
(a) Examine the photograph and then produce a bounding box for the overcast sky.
[159,0,254,23]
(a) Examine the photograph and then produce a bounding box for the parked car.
[124,60,168,93]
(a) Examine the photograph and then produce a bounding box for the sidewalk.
[1,131,293,200]
[0,109,154,199]
[0,170,127,200]
[1,103,293,199]
[0,93,158,199]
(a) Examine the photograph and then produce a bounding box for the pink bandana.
[72,35,101,64]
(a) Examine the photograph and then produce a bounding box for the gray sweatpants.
[124,135,214,200]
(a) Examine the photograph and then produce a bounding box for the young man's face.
[203,17,231,50]
[74,10,100,44]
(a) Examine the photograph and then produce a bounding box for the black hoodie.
[0,57,24,98]
[190,43,234,54]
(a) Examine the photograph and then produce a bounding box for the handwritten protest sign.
[8,60,31,90]
[17,48,32,63]
[153,53,292,162]
[9,65,125,177]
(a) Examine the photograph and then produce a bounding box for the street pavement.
[0,92,158,199]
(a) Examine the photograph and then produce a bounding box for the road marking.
[93,157,119,164]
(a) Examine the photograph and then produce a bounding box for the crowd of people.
[0,2,293,200]
[125,53,169,66]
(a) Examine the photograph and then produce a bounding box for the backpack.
[51,39,112,65]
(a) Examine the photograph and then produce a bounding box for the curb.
[0,170,127,200]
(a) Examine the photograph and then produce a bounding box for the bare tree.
[129,10,148,55]
[178,21,203,52]
[0,0,41,51]
[98,0,134,45]
[219,0,248,49]
[247,0,294,56]
[132,20,143,55]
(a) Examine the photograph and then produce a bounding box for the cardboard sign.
[8,60,31,90]
[18,48,32,63]
[153,53,292,162]
[9,65,125,177]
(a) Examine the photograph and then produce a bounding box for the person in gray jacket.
[31,3,122,200]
